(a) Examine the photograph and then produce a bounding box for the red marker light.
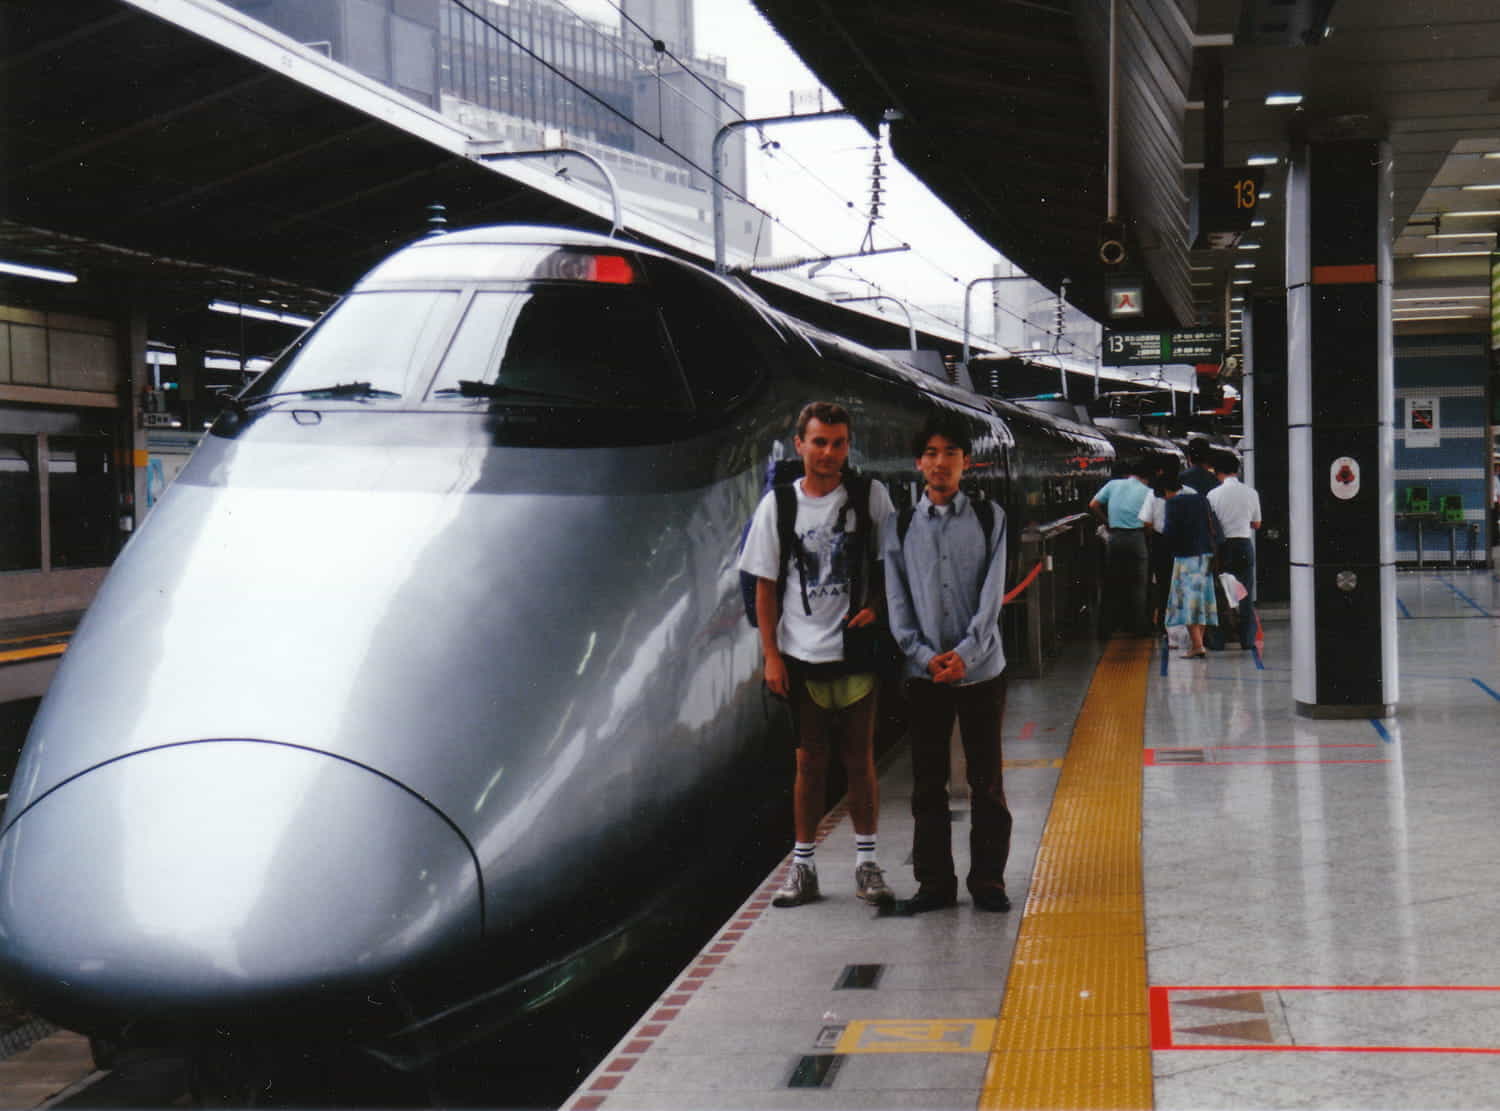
[589,254,636,284]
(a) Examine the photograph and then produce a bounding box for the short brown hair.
[796,401,852,439]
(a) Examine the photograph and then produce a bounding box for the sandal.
[1181,650,1207,659]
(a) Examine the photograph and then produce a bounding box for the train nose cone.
[0,741,481,1023]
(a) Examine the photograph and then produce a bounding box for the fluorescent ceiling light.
[1460,184,1500,191]
[0,259,78,284]
[1251,219,1266,228]
[1442,209,1500,217]
[1413,250,1493,258]
[1235,262,1256,269]
[1237,242,1262,249]
[1392,312,1480,321]
[209,300,316,327]
[1247,155,1280,166]
[1392,294,1488,302]
[1233,279,1253,285]
[1428,231,1496,238]
[1258,192,1273,200]
[1484,153,1500,159]
[1265,93,1304,106]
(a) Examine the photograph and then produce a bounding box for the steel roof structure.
[750,0,1500,341]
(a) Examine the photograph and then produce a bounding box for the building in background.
[226,0,760,253]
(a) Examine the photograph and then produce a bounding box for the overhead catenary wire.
[450,0,849,272]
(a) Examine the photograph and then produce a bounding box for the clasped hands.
[927,649,966,685]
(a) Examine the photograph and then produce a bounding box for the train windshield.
[242,291,460,403]
[426,286,692,411]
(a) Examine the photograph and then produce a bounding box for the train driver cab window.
[241,291,459,403]
[644,259,768,411]
[427,287,692,411]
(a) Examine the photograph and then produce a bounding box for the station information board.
[1102,329,1224,367]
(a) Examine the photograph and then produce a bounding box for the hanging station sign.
[1101,329,1225,367]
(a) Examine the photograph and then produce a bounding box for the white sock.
[855,835,878,866]
[792,842,816,871]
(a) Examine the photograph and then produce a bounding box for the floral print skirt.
[1166,554,1219,627]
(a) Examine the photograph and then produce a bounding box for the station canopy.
[751,0,1500,336]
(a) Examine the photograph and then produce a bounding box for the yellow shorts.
[803,672,875,711]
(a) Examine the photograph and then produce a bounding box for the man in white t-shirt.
[739,401,895,909]
[1207,452,1261,649]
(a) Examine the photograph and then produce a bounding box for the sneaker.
[772,862,820,907]
[854,862,894,905]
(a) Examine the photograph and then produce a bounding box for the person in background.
[1180,438,1221,496]
[1207,451,1261,650]
[1138,454,1179,634]
[883,413,1011,915]
[1088,459,1154,637]
[739,401,895,909]
[1163,475,1218,658]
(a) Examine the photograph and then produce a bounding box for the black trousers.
[906,674,1011,897]
[1218,538,1256,648]
[1104,527,1150,635]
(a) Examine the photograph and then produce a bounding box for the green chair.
[1404,485,1430,513]
[1439,494,1464,523]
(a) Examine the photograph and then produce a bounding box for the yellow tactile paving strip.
[980,636,1153,1110]
[0,630,70,666]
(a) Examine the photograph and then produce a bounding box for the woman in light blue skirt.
[1161,478,1218,659]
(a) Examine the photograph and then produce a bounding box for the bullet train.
[0,226,1119,1081]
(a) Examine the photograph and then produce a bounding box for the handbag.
[842,618,905,679]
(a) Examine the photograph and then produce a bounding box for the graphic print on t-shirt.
[796,515,858,602]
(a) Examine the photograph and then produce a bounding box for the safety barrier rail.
[1005,512,1101,678]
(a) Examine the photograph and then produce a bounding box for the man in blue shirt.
[883,414,1011,915]
[1089,461,1154,637]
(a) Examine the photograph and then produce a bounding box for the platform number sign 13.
[1191,167,1266,249]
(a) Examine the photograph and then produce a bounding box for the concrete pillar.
[1285,137,1397,718]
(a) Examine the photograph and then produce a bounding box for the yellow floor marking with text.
[980,636,1154,1110]
[835,1018,996,1054]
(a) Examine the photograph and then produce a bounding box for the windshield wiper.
[432,380,610,407]
[230,381,401,411]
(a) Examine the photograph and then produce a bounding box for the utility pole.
[713,109,850,273]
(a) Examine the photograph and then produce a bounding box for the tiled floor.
[1146,567,1500,1110]
[568,565,1500,1111]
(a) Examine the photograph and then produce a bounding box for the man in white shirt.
[739,401,895,909]
[1207,452,1261,649]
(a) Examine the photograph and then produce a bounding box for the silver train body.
[0,226,1113,1062]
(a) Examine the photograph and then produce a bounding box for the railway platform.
[567,567,1500,1111]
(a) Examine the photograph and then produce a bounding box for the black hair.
[1186,437,1212,463]
[1212,450,1241,475]
[911,412,973,458]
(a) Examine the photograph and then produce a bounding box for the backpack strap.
[974,498,995,568]
[896,504,915,547]
[773,482,808,616]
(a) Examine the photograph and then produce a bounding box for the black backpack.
[739,463,878,627]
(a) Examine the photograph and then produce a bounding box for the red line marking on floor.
[639,1024,665,1037]
[606,1058,636,1073]
[665,994,690,1006]
[1149,986,1175,1050]
[1155,985,1500,1054]
[1018,721,1037,740]
[677,980,702,992]
[572,1096,605,1110]
[590,1075,621,1091]
[711,942,733,953]
[624,1040,651,1054]
[651,1009,678,1022]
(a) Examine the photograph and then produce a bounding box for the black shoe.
[971,887,1012,912]
[889,886,958,916]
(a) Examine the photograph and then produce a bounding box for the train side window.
[428,288,693,411]
[644,260,768,411]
